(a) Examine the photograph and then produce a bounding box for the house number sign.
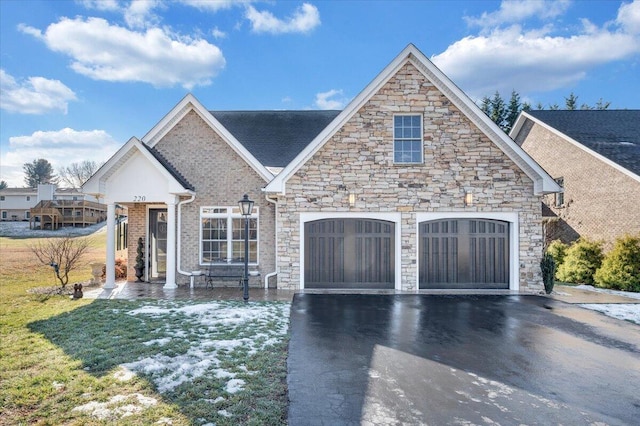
[133,196,146,202]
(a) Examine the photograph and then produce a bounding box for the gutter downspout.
[264,193,278,288]
[176,193,196,283]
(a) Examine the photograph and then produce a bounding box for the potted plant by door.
[134,237,145,282]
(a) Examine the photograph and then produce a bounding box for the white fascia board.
[265,44,559,195]
[142,93,273,183]
[82,137,192,198]
[82,136,139,196]
[514,111,640,184]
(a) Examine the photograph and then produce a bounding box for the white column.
[104,203,116,289]
[163,198,177,289]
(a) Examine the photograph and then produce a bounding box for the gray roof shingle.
[211,110,341,168]
[528,110,640,176]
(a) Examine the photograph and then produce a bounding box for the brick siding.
[515,120,640,248]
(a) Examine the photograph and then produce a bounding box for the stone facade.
[515,119,640,248]
[125,110,276,286]
[275,63,544,292]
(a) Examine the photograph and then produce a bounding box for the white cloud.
[124,0,163,29]
[180,0,252,12]
[20,17,225,89]
[0,69,77,114]
[465,0,571,29]
[314,89,348,110]
[0,128,121,187]
[211,26,227,39]
[618,0,640,34]
[78,0,121,12]
[432,1,640,99]
[246,3,320,34]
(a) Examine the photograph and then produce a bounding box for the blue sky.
[1,0,639,187]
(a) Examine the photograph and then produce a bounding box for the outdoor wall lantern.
[348,192,356,207]
[464,191,473,207]
[238,194,254,302]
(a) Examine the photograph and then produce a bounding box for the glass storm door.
[150,209,167,279]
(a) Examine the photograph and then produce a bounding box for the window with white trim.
[393,115,423,163]
[554,177,564,207]
[200,207,258,265]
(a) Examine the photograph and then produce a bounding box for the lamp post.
[238,194,254,302]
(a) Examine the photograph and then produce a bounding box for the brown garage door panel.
[420,219,509,289]
[305,219,395,289]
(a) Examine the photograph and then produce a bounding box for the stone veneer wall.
[515,120,640,248]
[140,110,276,287]
[276,62,544,292]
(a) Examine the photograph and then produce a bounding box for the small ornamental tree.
[594,235,640,292]
[556,239,603,285]
[541,253,556,294]
[31,236,91,291]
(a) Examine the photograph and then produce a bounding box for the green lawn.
[0,233,290,425]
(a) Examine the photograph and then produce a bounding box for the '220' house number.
[133,196,146,202]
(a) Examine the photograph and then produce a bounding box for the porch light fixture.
[238,194,254,302]
[464,191,473,207]
[348,192,356,207]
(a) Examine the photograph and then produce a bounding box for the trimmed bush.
[556,239,603,285]
[540,252,556,294]
[546,240,568,279]
[102,258,128,280]
[594,235,640,292]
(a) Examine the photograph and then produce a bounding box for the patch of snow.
[225,378,245,394]
[575,284,640,300]
[143,337,171,347]
[114,367,136,382]
[73,393,157,420]
[217,409,232,418]
[579,304,640,325]
[119,300,290,395]
[0,221,106,238]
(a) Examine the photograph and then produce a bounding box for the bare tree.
[31,236,92,291]
[58,160,101,188]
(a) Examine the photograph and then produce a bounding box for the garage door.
[304,218,395,289]
[419,219,509,289]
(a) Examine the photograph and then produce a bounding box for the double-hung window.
[201,207,258,264]
[393,115,423,163]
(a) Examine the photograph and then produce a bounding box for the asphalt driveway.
[287,294,640,425]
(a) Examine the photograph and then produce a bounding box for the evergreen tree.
[565,92,578,110]
[0,180,7,190]
[595,98,611,110]
[490,91,507,130]
[23,159,57,188]
[505,90,522,133]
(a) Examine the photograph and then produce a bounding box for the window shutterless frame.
[393,114,423,164]
[200,206,259,265]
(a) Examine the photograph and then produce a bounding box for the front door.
[149,209,167,279]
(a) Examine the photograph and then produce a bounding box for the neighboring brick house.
[84,44,559,293]
[510,110,640,248]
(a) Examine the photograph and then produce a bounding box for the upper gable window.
[393,115,423,164]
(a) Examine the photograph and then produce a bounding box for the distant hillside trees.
[480,91,611,133]
[23,159,57,188]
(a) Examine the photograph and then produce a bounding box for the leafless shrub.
[31,236,92,290]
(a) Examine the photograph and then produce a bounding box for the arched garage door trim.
[415,212,519,291]
[300,212,402,290]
